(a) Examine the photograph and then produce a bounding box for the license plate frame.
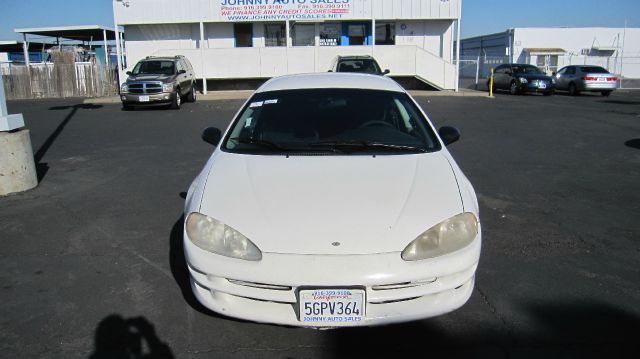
[139,95,150,102]
[299,289,365,325]
[538,83,547,89]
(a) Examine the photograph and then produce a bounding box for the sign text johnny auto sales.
[220,0,353,21]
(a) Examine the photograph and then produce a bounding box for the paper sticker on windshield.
[264,99,279,105]
[249,101,263,108]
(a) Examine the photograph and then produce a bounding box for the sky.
[0,0,639,42]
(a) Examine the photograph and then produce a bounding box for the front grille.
[128,82,163,94]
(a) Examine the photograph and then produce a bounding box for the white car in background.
[184,73,481,327]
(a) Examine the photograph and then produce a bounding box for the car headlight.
[185,212,262,261]
[519,77,528,84]
[120,83,129,93]
[401,213,479,261]
[162,83,175,92]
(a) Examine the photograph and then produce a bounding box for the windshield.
[132,61,175,75]
[512,65,545,75]
[337,59,382,75]
[580,66,609,74]
[222,89,441,155]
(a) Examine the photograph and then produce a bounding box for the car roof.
[338,55,375,60]
[256,73,405,93]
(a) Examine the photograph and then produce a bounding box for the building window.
[320,23,341,46]
[346,23,367,45]
[292,24,315,46]
[234,23,253,48]
[375,23,395,45]
[265,23,286,47]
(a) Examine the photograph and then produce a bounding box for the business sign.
[220,0,353,21]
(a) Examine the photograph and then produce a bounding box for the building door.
[234,23,253,47]
[342,22,371,46]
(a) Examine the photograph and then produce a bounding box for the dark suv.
[488,64,555,96]
[120,55,197,110]
[329,55,390,76]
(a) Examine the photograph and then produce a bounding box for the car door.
[493,65,506,89]
[563,66,578,89]
[176,60,189,95]
[555,67,569,90]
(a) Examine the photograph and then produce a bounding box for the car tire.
[601,91,612,97]
[188,84,197,102]
[509,81,519,95]
[170,90,181,110]
[568,83,580,96]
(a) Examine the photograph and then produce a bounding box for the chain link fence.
[457,55,640,91]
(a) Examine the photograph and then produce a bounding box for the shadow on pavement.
[35,104,103,181]
[327,300,637,357]
[625,139,640,149]
[169,214,214,316]
[88,314,174,359]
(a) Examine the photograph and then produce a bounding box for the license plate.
[598,78,606,82]
[538,83,547,89]
[299,289,364,324]
[139,96,150,102]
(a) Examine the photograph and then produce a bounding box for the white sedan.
[184,73,481,327]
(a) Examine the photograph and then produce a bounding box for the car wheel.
[188,84,197,102]
[170,90,181,109]
[568,83,580,96]
[509,81,519,95]
[601,91,612,97]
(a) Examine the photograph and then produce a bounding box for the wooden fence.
[0,62,118,100]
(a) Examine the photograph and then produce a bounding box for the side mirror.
[552,71,557,76]
[178,69,187,74]
[439,126,461,146]
[126,71,132,75]
[202,127,222,146]
[383,69,390,75]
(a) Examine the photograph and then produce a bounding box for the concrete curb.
[83,89,489,104]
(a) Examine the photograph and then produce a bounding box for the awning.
[0,41,57,53]
[524,48,567,55]
[14,25,122,42]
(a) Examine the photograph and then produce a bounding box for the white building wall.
[115,0,460,24]
[513,27,640,78]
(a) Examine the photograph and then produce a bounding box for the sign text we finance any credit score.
[221,0,350,5]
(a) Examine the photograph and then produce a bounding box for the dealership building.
[112,0,462,91]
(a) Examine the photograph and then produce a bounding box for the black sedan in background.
[489,64,555,96]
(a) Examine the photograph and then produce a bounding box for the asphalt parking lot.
[2,89,639,358]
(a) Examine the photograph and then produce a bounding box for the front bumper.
[519,82,555,93]
[120,92,175,105]
[184,230,481,327]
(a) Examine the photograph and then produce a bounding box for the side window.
[176,61,184,73]
[557,67,567,75]
[567,67,576,75]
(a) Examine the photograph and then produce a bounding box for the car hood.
[198,152,463,255]
[126,74,174,82]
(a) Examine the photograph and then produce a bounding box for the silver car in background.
[553,65,618,97]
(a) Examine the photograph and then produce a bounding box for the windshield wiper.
[231,137,290,151]
[231,137,344,154]
[309,141,427,153]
